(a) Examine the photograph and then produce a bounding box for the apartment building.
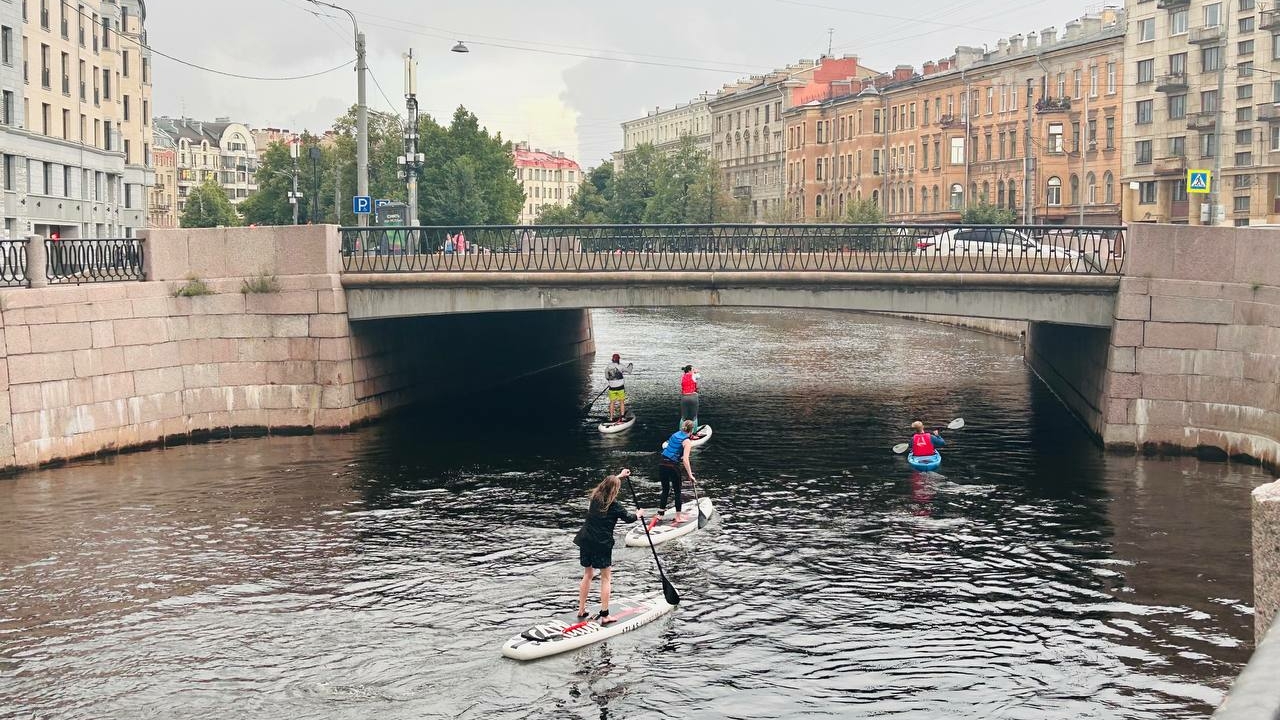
[153,116,259,216]
[1123,0,1280,225]
[514,141,581,224]
[711,57,880,221]
[0,0,152,240]
[148,128,174,228]
[614,94,713,173]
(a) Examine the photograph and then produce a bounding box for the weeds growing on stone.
[241,270,281,294]
[174,275,214,297]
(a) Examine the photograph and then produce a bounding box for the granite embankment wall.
[1101,225,1279,469]
[0,226,593,471]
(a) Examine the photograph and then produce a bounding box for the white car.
[915,228,1103,271]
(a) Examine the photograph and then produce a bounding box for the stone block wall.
[1102,225,1280,469]
[0,226,594,472]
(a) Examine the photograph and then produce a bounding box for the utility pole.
[289,136,301,224]
[333,149,341,223]
[306,1,367,225]
[1208,17,1228,226]
[400,48,424,225]
[1023,79,1033,225]
[310,145,322,223]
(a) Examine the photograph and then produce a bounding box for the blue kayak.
[907,452,941,471]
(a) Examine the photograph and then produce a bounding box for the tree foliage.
[843,198,885,224]
[418,107,523,225]
[238,141,296,226]
[962,202,1017,225]
[180,178,240,228]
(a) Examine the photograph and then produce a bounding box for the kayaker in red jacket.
[910,421,946,457]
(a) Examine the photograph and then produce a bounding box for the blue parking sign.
[375,199,390,208]
[353,195,373,214]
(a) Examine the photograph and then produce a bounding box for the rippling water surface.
[0,308,1269,719]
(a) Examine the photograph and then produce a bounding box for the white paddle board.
[500,593,674,660]
[661,424,713,450]
[598,415,636,434]
[624,496,714,547]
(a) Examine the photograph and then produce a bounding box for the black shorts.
[579,544,613,569]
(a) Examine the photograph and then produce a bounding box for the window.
[1202,46,1222,72]
[1239,106,1255,122]
[1107,62,1116,93]
[1235,151,1253,167]
[1170,136,1186,157]
[122,50,129,77]
[1240,16,1255,33]
[1088,118,1097,146]
[1,25,11,65]
[1239,84,1254,100]
[1201,89,1219,112]
[1138,18,1155,41]
[1137,100,1154,124]
[1173,182,1189,202]
[1104,117,1115,147]
[1057,72,1065,98]
[1010,130,1017,157]
[1272,124,1280,151]
[2,154,13,191]
[1172,8,1189,34]
[1239,61,1254,78]
[1047,176,1062,205]
[1205,2,1222,27]
[950,183,963,210]
[985,133,992,159]
[1200,132,1218,158]
[1137,59,1154,83]
[1234,195,1251,212]
[1048,123,1064,153]
[1136,139,1153,164]
[1090,65,1098,97]
[1241,0,1255,10]
[1104,171,1114,203]
[1087,172,1097,204]
[949,137,965,164]
[123,95,130,121]
[1072,122,1081,150]
[1240,40,1255,56]
[0,90,11,125]
[1274,33,1280,61]
[1073,70,1082,99]
[1139,181,1157,204]
[1170,52,1187,76]
[1069,175,1079,205]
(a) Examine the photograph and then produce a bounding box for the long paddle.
[687,471,708,529]
[580,386,608,414]
[624,477,680,607]
[892,418,965,454]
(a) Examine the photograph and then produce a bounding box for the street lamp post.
[307,0,368,226]
[289,137,300,225]
[400,49,425,225]
[310,145,322,223]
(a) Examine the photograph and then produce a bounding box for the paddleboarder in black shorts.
[658,420,697,524]
[573,469,645,624]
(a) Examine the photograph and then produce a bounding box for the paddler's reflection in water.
[911,472,934,517]
[568,644,628,720]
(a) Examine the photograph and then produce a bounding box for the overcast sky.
[147,0,1107,167]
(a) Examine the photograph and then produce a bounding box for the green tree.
[843,197,885,224]
[962,202,1017,225]
[536,203,578,224]
[418,107,523,225]
[424,156,489,225]
[644,135,741,224]
[180,178,239,228]
[608,144,660,223]
[238,141,297,226]
[536,161,616,225]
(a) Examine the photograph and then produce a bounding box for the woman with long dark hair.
[573,469,644,623]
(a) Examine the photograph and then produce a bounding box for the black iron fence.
[0,238,27,287]
[339,224,1125,275]
[46,238,145,284]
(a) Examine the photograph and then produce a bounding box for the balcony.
[1156,73,1189,92]
[1157,0,1189,7]
[1154,155,1187,174]
[1186,112,1217,130]
[937,114,965,129]
[1035,96,1072,114]
[1258,103,1280,122]
[732,185,752,199]
[1188,25,1224,45]
[1261,9,1280,31]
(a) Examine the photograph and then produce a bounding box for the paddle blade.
[697,509,707,529]
[891,443,909,455]
[948,418,965,430]
[661,575,681,606]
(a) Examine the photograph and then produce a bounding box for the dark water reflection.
[0,308,1269,719]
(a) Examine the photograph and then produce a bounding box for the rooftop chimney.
[937,58,951,72]
[923,60,937,75]
[1064,20,1081,40]
[997,38,1009,55]
[893,64,914,81]
[955,46,984,69]
[1026,31,1038,50]
[1082,16,1102,35]
[1009,34,1023,53]
[1041,27,1057,45]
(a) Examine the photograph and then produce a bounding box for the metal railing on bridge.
[0,238,28,287]
[339,224,1125,275]
[45,238,145,284]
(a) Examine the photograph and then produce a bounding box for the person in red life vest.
[679,364,701,432]
[909,421,946,457]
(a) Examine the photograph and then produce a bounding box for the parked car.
[915,227,1103,271]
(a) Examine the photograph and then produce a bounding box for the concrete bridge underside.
[341,272,1121,328]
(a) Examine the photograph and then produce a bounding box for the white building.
[154,116,259,216]
[614,94,713,172]
[1,0,153,239]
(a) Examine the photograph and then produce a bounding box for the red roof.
[514,148,581,170]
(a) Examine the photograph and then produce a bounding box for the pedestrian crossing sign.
[1187,170,1211,194]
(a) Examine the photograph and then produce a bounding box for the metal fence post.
[25,234,47,288]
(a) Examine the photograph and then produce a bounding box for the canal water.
[0,308,1270,719]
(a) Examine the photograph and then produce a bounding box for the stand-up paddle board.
[907,452,942,472]
[500,593,674,660]
[598,415,636,434]
[623,496,714,547]
[661,425,713,450]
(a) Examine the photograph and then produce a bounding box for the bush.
[962,202,1017,225]
[174,275,214,297]
[241,270,281,294]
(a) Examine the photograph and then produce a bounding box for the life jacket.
[662,431,690,462]
[911,432,936,457]
[606,363,625,389]
[681,372,698,395]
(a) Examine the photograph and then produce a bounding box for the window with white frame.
[1046,176,1062,206]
